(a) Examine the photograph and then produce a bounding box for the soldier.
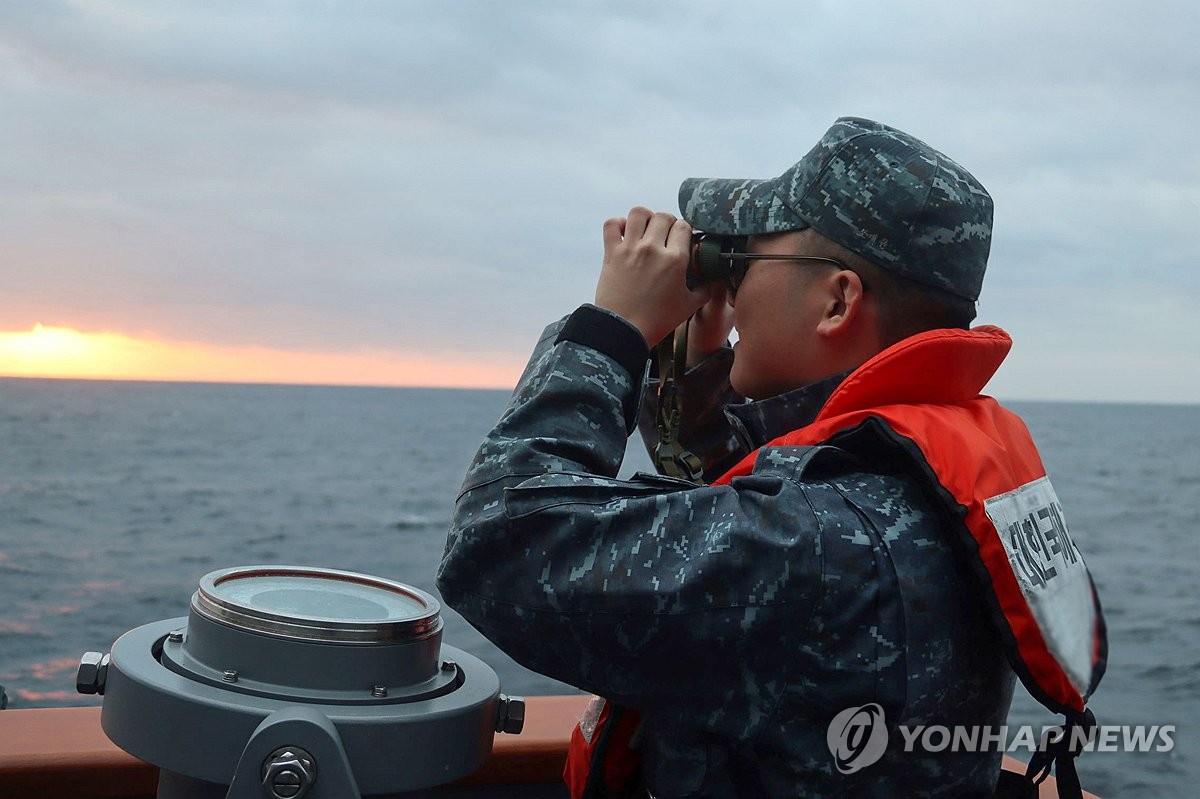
[438,118,1103,797]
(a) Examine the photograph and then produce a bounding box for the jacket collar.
[725,370,847,450]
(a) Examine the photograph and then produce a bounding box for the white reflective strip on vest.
[984,476,1096,695]
[579,695,606,745]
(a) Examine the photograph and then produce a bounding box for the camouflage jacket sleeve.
[438,305,856,734]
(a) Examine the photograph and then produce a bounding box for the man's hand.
[681,284,734,367]
[594,207,710,347]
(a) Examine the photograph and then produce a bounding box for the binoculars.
[687,231,748,290]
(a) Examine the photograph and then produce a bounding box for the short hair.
[808,233,978,346]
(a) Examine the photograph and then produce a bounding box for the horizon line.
[0,371,518,393]
[3,372,1197,409]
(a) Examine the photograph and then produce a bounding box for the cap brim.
[678,176,808,235]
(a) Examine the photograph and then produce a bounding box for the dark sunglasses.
[687,232,852,294]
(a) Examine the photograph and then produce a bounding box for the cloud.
[0,0,1197,400]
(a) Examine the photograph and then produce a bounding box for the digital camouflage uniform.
[438,306,1016,798]
[438,117,1016,797]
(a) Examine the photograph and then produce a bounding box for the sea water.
[1,377,1196,796]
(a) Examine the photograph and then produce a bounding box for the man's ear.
[816,270,868,337]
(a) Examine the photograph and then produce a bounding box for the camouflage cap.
[678,117,993,301]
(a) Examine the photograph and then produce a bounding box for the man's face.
[728,229,836,400]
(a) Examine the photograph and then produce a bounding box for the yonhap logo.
[825,704,1175,776]
[826,703,889,774]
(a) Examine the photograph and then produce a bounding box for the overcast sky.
[1,0,1197,403]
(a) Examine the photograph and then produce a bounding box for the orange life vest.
[564,696,644,799]
[565,326,1107,798]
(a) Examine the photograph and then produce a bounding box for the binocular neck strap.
[652,319,704,483]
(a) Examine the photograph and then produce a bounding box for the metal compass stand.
[79,566,524,798]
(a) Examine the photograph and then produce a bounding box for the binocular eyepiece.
[687,231,748,290]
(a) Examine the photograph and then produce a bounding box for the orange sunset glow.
[0,324,521,389]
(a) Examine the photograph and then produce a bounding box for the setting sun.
[6,324,93,359]
[0,324,521,389]
[0,325,123,377]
